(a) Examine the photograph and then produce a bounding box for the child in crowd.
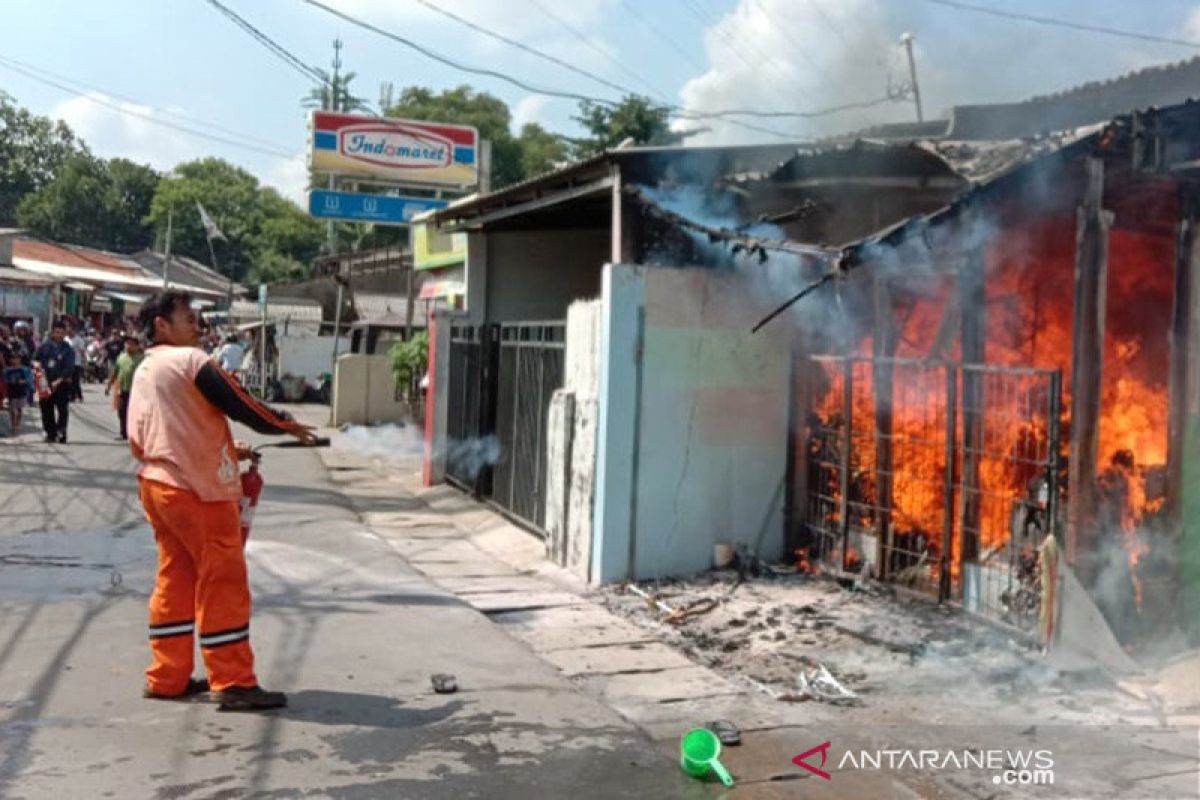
[4,350,33,436]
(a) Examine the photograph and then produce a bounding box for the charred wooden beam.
[1166,185,1200,528]
[873,277,897,578]
[1066,157,1113,573]
[959,223,986,566]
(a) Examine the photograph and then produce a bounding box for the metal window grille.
[801,355,1062,630]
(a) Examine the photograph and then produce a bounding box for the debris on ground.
[706,719,741,746]
[431,673,458,694]
[600,568,1157,727]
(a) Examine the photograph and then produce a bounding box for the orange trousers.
[139,478,257,694]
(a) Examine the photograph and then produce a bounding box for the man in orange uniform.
[128,290,315,711]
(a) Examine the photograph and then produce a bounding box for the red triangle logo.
[792,741,832,780]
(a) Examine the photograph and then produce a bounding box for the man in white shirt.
[215,334,245,376]
[68,324,87,402]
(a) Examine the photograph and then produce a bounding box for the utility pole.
[901,33,924,123]
[324,39,343,257]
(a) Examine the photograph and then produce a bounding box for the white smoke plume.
[676,0,1185,145]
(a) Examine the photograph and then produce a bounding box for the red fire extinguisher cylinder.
[239,457,263,546]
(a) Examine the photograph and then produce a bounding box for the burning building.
[765,104,1200,652]
[422,99,1200,658]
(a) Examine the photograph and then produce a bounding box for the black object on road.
[431,673,458,694]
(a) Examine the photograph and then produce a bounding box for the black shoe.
[44,434,56,444]
[216,685,287,712]
[57,433,66,444]
[143,677,210,700]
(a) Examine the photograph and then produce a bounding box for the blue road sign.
[308,190,448,224]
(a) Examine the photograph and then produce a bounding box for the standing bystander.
[3,350,32,436]
[106,336,144,440]
[33,321,74,443]
[68,325,87,402]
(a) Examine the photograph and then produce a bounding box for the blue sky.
[3,0,1200,202]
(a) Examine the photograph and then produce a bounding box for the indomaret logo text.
[339,124,453,170]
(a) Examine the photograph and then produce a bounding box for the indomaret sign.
[308,111,478,187]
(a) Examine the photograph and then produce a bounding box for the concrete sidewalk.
[0,387,698,799]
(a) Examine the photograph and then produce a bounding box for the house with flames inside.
[420,97,1200,660]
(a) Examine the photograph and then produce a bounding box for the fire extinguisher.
[33,364,50,401]
[237,437,331,545]
[239,453,263,546]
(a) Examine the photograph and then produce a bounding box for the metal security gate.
[444,321,565,532]
[445,324,490,492]
[801,355,1062,630]
[491,322,565,530]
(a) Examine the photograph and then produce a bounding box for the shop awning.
[100,290,148,305]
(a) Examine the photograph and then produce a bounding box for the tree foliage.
[17,154,159,251]
[571,96,682,158]
[303,67,370,114]
[0,92,84,225]
[517,122,569,180]
[390,331,428,400]
[147,158,322,283]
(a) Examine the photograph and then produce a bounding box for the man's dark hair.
[51,320,66,331]
[139,290,194,341]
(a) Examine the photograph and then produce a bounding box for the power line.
[203,0,325,83]
[299,0,616,106]
[616,0,709,72]
[0,53,291,153]
[412,0,649,100]
[0,57,295,159]
[525,0,675,101]
[923,0,1200,50]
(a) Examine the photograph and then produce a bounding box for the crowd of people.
[0,316,253,442]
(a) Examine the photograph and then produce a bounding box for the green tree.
[147,158,321,283]
[105,158,161,249]
[16,155,158,251]
[389,331,428,401]
[303,39,370,114]
[571,96,682,158]
[517,122,569,179]
[0,92,84,225]
[384,85,525,188]
[17,153,111,248]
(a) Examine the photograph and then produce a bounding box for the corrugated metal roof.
[353,292,428,326]
[228,298,322,323]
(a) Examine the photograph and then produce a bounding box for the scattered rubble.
[600,568,1162,728]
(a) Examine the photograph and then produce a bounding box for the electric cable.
[525,0,674,102]
[203,0,325,83]
[0,53,290,154]
[0,57,295,159]
[923,0,1200,50]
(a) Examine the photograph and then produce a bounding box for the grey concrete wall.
[485,228,608,323]
[546,300,602,581]
[333,354,412,426]
[592,264,790,583]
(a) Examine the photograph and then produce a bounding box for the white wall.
[592,264,791,583]
[278,335,348,379]
[545,299,602,581]
[332,354,412,426]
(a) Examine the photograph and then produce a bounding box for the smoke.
[677,0,931,143]
[676,0,1188,145]
[335,423,500,480]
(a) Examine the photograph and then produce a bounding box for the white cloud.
[51,92,198,171]
[1185,6,1200,42]
[266,153,311,205]
[512,95,550,130]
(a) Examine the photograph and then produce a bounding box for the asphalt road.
[0,385,700,799]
